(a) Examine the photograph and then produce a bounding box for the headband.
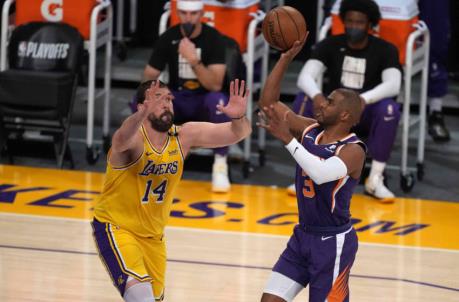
[177,0,204,11]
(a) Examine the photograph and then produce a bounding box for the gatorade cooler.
[170,0,259,52]
[15,0,100,40]
[330,0,419,64]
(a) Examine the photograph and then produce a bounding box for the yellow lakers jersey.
[94,125,184,238]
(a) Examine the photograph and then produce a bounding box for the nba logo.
[387,104,393,115]
[18,41,27,57]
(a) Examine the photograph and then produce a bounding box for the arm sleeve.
[297,59,326,98]
[360,67,402,104]
[285,138,348,185]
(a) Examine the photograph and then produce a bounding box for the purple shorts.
[272,225,358,302]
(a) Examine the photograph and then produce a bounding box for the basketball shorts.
[91,218,166,300]
[265,224,358,302]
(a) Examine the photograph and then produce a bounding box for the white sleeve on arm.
[360,67,401,104]
[297,59,326,99]
[285,138,348,185]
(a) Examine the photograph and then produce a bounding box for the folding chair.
[113,0,138,60]
[1,0,113,165]
[0,22,84,168]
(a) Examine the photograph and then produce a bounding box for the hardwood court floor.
[1,165,458,301]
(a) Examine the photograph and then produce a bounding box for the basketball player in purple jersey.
[257,40,366,302]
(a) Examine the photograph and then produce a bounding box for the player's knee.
[261,292,287,302]
[123,280,155,302]
[374,100,400,123]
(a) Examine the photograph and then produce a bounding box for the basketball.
[262,6,307,51]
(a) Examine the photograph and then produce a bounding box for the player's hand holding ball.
[262,6,308,58]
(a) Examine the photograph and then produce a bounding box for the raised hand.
[281,32,309,61]
[138,80,161,116]
[217,79,249,119]
[257,104,293,144]
[179,38,199,65]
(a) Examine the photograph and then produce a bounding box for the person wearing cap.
[289,0,402,202]
[143,0,231,193]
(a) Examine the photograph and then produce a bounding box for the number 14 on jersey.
[141,180,168,204]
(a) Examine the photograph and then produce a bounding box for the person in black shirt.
[291,0,402,201]
[143,0,231,193]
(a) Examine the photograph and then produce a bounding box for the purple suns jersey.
[295,123,366,229]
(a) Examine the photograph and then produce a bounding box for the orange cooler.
[15,0,99,40]
[330,0,419,64]
[170,0,259,52]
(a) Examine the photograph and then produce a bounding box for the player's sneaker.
[428,111,450,142]
[287,183,296,196]
[212,161,230,193]
[364,175,395,203]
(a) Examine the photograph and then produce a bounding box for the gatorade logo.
[18,41,69,60]
[40,0,63,22]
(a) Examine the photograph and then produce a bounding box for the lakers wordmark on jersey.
[94,125,184,238]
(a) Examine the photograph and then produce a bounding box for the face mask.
[181,22,195,38]
[345,27,367,44]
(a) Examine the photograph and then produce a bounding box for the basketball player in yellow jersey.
[91,79,251,302]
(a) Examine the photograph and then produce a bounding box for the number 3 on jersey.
[301,171,315,198]
[142,180,168,204]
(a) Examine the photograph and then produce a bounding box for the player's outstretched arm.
[259,39,305,109]
[259,105,365,184]
[110,81,161,166]
[179,79,252,155]
[258,36,315,140]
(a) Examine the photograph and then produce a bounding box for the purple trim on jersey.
[295,125,366,230]
[91,219,129,296]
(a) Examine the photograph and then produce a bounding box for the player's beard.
[316,112,335,128]
[315,110,327,127]
[149,111,174,132]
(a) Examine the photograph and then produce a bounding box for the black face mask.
[181,22,195,38]
[345,27,367,44]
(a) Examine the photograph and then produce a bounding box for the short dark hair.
[335,88,363,125]
[339,0,381,28]
[134,80,168,104]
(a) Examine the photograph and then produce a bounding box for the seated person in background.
[419,0,451,142]
[143,0,231,193]
[292,0,402,201]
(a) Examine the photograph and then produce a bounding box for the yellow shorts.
[91,218,166,300]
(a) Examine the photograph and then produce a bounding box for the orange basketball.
[262,6,307,51]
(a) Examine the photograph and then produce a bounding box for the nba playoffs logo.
[17,41,70,59]
[40,0,63,22]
